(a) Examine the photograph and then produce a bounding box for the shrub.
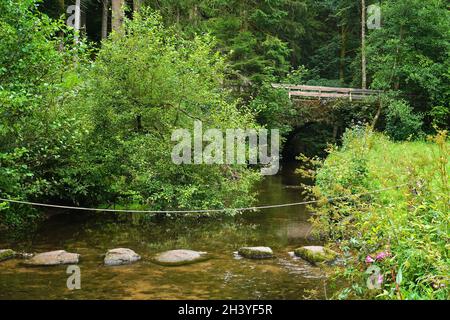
[385,100,423,141]
[0,0,87,228]
[71,10,260,212]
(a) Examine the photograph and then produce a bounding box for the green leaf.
[396,266,403,285]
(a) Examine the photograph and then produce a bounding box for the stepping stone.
[0,249,15,262]
[294,246,338,264]
[104,248,141,266]
[153,249,209,266]
[238,247,273,259]
[23,250,79,266]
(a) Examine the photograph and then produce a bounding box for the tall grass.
[303,127,449,299]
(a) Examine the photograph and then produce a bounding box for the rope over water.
[0,183,409,214]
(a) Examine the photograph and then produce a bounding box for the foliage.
[303,127,449,299]
[384,99,423,141]
[144,0,315,80]
[0,3,261,229]
[69,10,260,212]
[0,0,91,228]
[248,82,295,136]
[246,66,315,136]
[367,0,450,115]
[430,105,450,131]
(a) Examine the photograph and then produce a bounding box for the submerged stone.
[0,249,15,262]
[238,246,273,259]
[23,250,79,266]
[104,248,141,266]
[153,249,209,266]
[294,246,338,264]
[15,252,34,259]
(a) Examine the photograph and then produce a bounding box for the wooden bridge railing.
[272,84,382,101]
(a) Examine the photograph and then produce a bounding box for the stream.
[0,163,335,300]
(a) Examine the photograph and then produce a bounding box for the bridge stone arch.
[274,84,383,160]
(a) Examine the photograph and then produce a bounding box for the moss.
[238,247,273,259]
[0,249,16,262]
[294,246,338,264]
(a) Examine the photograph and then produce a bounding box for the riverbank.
[310,128,449,299]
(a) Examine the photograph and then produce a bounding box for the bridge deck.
[272,84,382,101]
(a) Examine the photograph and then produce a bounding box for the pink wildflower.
[376,251,390,261]
[377,274,383,285]
[365,255,375,263]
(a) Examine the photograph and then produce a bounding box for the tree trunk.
[371,98,383,129]
[74,0,81,31]
[361,0,367,89]
[240,6,248,31]
[111,0,124,33]
[133,0,141,13]
[57,0,65,51]
[189,4,199,26]
[339,26,347,85]
[136,115,143,132]
[58,0,65,17]
[73,0,81,43]
[332,123,339,142]
[102,0,109,39]
[394,27,404,90]
[80,0,87,34]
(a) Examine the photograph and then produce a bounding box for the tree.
[111,0,124,32]
[133,0,142,13]
[102,0,109,39]
[142,0,316,94]
[0,0,87,228]
[361,0,366,89]
[366,0,449,121]
[74,10,260,211]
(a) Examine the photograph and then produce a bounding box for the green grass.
[309,128,449,300]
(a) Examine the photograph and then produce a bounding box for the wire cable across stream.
[0,183,409,214]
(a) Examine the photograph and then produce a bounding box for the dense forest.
[0,0,448,300]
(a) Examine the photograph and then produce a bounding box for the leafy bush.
[0,0,88,228]
[385,100,423,141]
[430,105,450,130]
[70,10,260,212]
[249,82,296,136]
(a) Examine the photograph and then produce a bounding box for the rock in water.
[0,249,16,262]
[15,252,34,259]
[23,250,79,266]
[294,246,338,264]
[153,249,208,266]
[238,247,273,259]
[104,248,141,266]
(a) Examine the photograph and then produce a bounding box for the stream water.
[0,163,335,300]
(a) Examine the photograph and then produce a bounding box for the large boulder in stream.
[23,250,79,266]
[104,248,141,266]
[152,249,209,266]
[294,246,338,264]
[238,247,274,259]
[0,249,15,262]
